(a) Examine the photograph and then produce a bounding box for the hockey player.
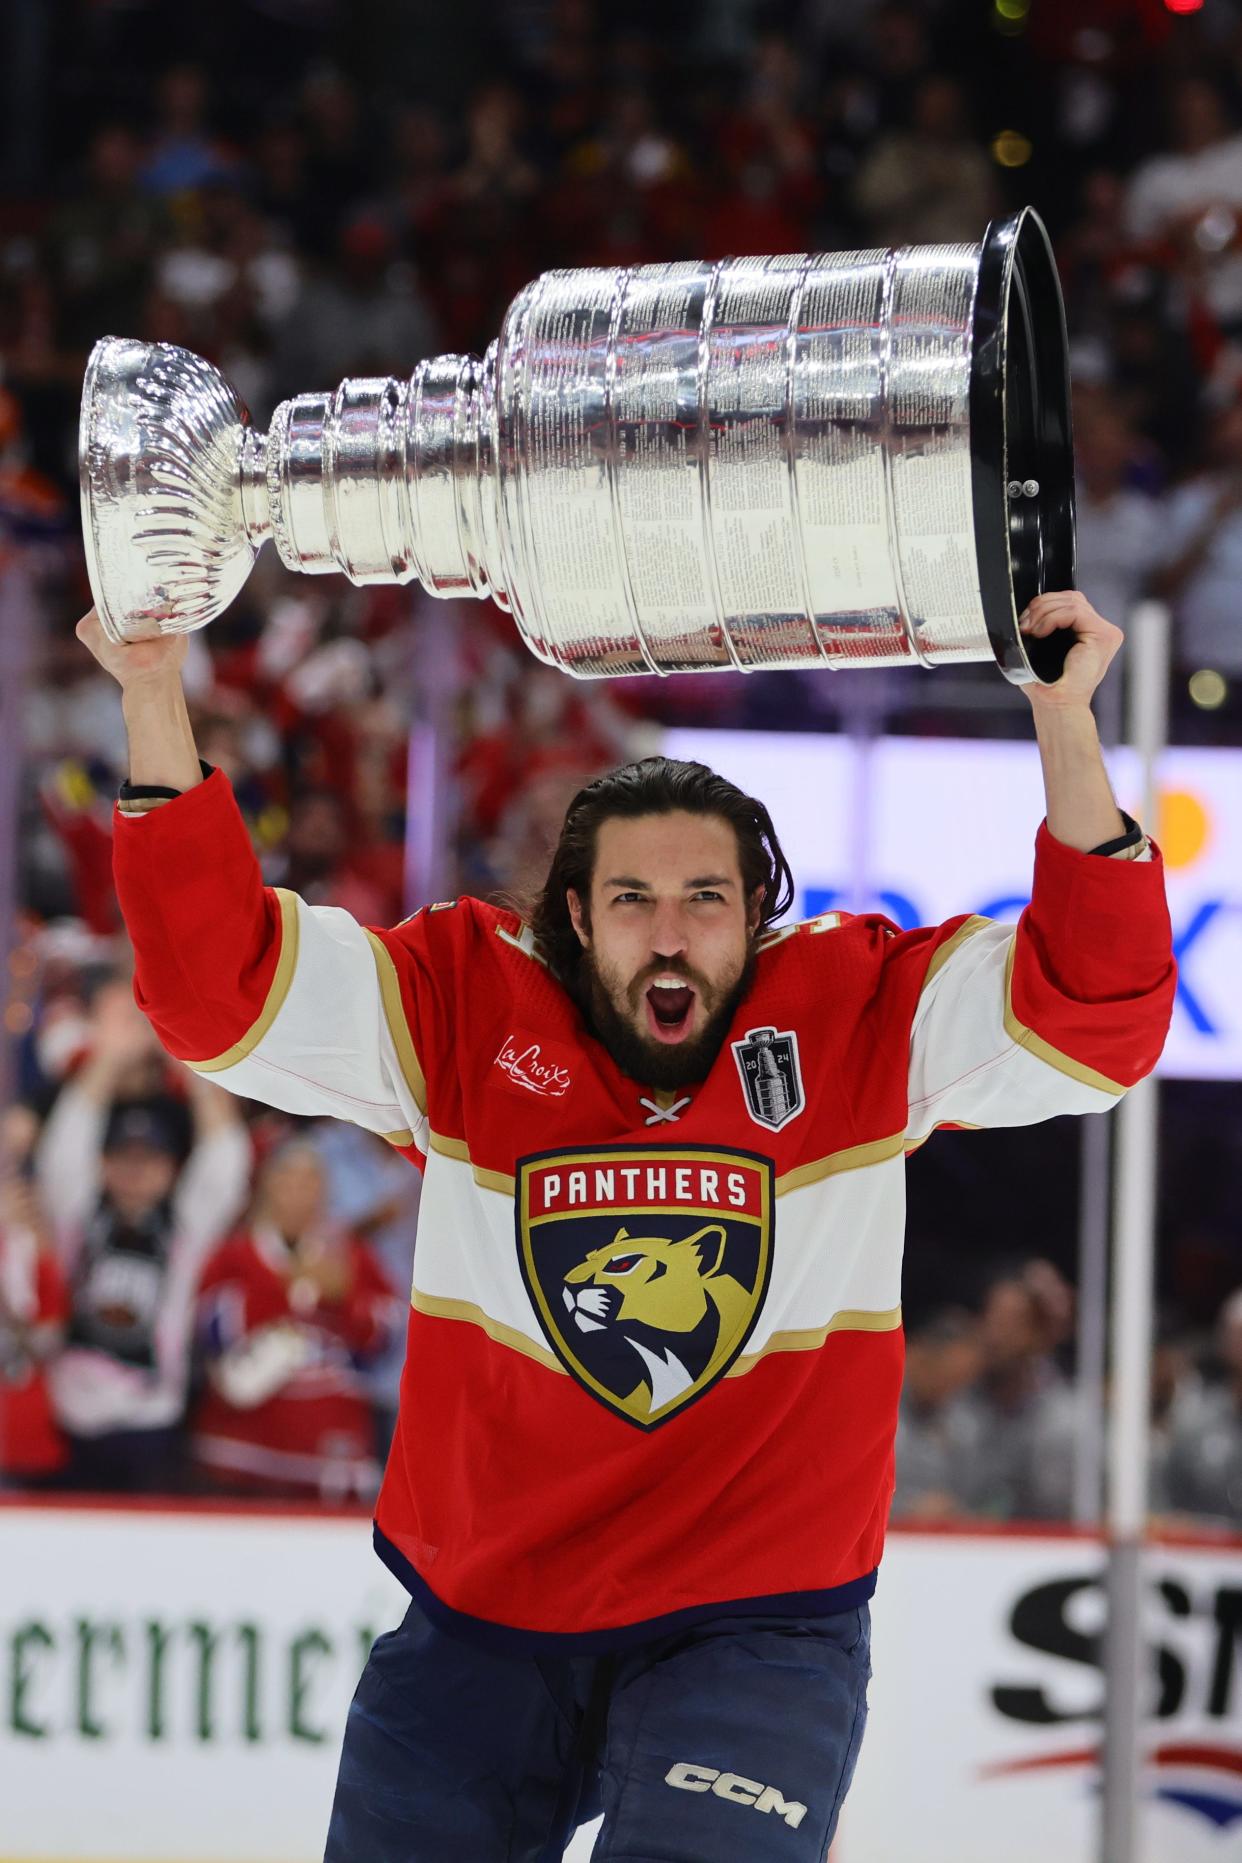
[80,589,1174,1861]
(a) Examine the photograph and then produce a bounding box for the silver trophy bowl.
[80,207,1074,685]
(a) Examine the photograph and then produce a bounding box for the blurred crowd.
[2,0,1242,1520]
[0,976,412,1499]
[895,1264,1242,1530]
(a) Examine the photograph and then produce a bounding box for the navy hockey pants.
[325,1597,870,1862]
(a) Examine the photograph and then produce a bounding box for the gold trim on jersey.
[409,1287,901,1379]
[381,1129,417,1148]
[411,1288,566,1372]
[727,1306,903,1376]
[904,1120,983,1155]
[422,1129,906,1200]
[428,1130,515,1196]
[775,1134,905,1193]
[365,930,428,1115]
[494,920,549,966]
[1002,938,1125,1096]
[920,913,991,989]
[188,889,300,1074]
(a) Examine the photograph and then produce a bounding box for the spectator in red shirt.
[0,1107,69,1484]
[193,1140,400,1502]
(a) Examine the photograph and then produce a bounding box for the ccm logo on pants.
[664,1762,808,1828]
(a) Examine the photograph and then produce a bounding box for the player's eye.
[610,892,645,906]
[692,890,724,903]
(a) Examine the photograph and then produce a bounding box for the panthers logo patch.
[516,1146,772,1429]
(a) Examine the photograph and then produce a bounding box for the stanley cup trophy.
[79,206,1075,686]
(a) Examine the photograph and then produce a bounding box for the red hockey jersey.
[114,770,1175,1651]
[0,1226,69,1477]
[194,1224,399,1500]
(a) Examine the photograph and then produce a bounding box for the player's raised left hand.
[1019,590,1123,711]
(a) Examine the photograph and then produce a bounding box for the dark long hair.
[530,757,795,992]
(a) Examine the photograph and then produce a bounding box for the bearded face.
[567,811,760,1090]
[582,942,755,1088]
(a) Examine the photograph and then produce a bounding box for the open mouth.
[644,979,697,1044]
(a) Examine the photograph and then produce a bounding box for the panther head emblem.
[562,1223,751,1416]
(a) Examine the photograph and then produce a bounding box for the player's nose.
[648,900,690,959]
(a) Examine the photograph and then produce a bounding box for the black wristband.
[1087,811,1144,858]
[118,759,214,803]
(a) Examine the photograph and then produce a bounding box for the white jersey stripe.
[182,895,428,1149]
[907,919,1120,1144]
[411,1147,907,1369]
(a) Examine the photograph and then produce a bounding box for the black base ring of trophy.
[971,206,1076,688]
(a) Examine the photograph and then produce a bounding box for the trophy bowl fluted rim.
[79,335,126,645]
[79,333,259,645]
[80,333,177,645]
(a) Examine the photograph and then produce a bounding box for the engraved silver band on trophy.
[79,206,1074,686]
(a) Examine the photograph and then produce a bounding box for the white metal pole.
[1099,599,1170,1863]
[1074,654,1124,1528]
[1073,1110,1111,1524]
[403,595,457,914]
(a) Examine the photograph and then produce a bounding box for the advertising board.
[0,1501,406,1862]
[838,1528,1242,1863]
[664,730,1242,1081]
[3,1505,1241,1862]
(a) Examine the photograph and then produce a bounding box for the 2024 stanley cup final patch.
[732,1026,806,1132]
[516,1146,773,1429]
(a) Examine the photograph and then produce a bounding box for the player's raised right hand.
[75,607,188,690]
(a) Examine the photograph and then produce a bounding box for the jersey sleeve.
[112,769,454,1158]
[902,821,1176,1145]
